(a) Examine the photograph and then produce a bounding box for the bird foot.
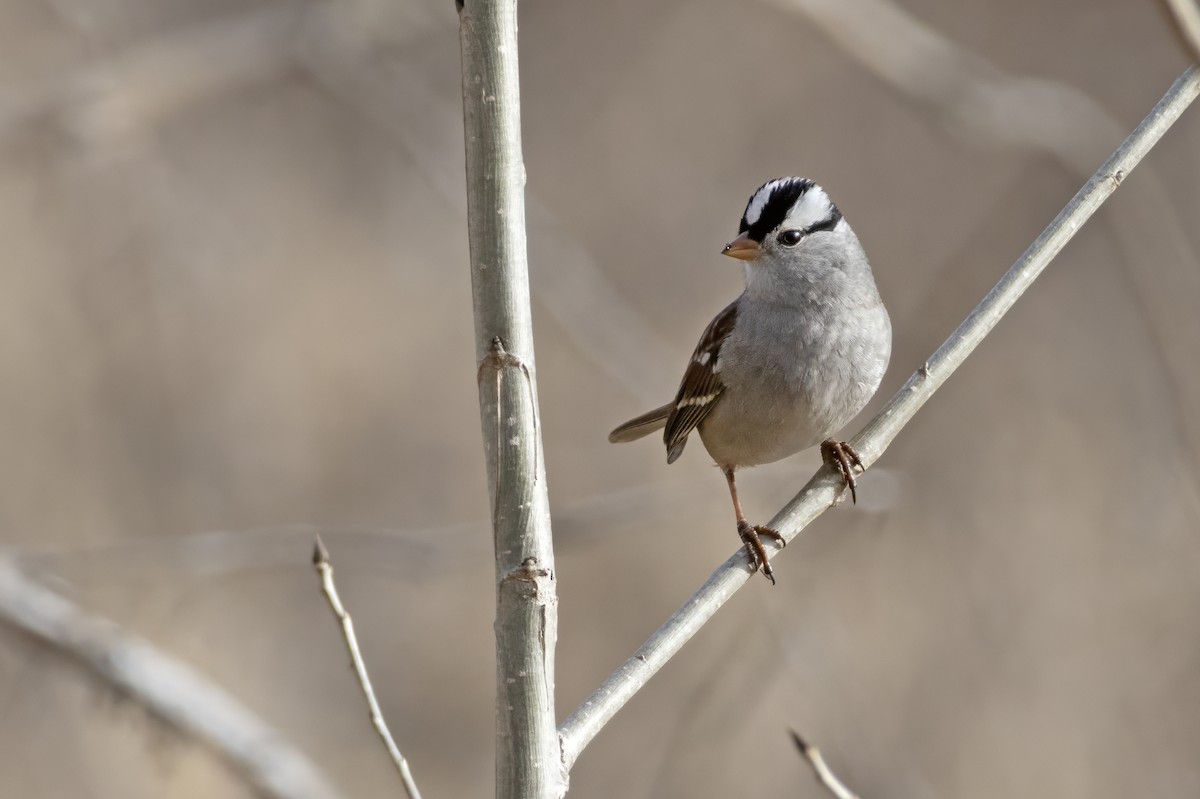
[820,439,864,504]
[737,520,785,585]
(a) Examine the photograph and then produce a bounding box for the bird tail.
[608,403,672,443]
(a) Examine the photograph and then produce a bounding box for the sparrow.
[609,177,891,583]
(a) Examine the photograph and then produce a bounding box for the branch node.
[502,558,553,584]
[478,336,523,381]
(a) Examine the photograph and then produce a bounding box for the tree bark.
[458,1,564,797]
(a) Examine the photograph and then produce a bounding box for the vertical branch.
[457,2,563,798]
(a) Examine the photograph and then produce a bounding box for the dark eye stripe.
[803,206,842,236]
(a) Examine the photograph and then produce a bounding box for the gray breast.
[698,295,891,468]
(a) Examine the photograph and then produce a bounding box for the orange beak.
[721,233,761,261]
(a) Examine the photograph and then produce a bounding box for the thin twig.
[790,730,860,799]
[312,538,423,799]
[1161,0,1200,63]
[0,558,341,799]
[557,66,1200,771]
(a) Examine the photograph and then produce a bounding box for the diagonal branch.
[0,557,342,799]
[558,65,1200,772]
[312,538,422,799]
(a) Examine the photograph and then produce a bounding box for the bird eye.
[777,229,803,246]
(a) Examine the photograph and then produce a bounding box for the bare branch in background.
[791,731,860,799]
[0,558,342,799]
[0,4,304,149]
[311,539,423,799]
[13,477,710,583]
[457,1,565,796]
[760,0,1126,160]
[557,67,1200,771]
[0,0,449,149]
[293,25,678,406]
[1161,0,1200,63]
[0,2,678,407]
[761,0,1200,473]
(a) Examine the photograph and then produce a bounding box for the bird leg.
[723,467,784,585]
[820,439,865,504]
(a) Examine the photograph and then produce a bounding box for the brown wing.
[663,300,738,464]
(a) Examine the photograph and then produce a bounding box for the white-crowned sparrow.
[609,177,891,583]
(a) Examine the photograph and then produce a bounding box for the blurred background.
[1,0,1198,796]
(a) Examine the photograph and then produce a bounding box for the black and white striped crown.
[737,177,842,243]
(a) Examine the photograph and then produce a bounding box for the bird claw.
[821,439,864,504]
[738,520,783,585]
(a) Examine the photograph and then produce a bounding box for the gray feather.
[608,403,672,443]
